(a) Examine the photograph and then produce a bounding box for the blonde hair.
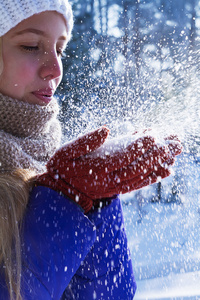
[0,169,35,300]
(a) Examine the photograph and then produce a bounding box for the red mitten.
[37,126,109,212]
[37,127,182,213]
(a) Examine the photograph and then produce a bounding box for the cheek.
[0,57,38,98]
[18,64,36,82]
[8,58,37,87]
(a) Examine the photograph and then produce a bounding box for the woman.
[0,1,182,299]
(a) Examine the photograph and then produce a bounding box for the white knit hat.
[0,0,73,40]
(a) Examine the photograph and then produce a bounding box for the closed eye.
[20,45,39,52]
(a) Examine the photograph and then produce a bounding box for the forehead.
[8,11,68,39]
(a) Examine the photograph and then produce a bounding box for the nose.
[39,50,62,81]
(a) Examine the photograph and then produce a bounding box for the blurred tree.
[58,0,200,138]
[56,0,200,205]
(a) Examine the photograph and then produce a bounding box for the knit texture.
[0,0,73,40]
[0,93,62,173]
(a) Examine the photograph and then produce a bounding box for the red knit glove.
[37,126,182,213]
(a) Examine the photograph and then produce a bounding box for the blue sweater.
[0,186,136,299]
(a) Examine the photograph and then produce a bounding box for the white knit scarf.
[0,93,62,173]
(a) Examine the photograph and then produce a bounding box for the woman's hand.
[37,126,182,213]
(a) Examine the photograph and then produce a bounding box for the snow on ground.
[134,271,200,299]
[121,153,200,299]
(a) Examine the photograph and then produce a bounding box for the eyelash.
[20,45,66,58]
[21,45,39,52]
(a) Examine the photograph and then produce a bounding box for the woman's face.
[0,11,68,105]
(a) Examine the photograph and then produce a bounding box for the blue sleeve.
[19,186,96,300]
[62,196,137,300]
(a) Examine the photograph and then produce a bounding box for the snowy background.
[122,153,200,299]
[59,1,200,298]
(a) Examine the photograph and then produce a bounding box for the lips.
[32,88,55,104]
